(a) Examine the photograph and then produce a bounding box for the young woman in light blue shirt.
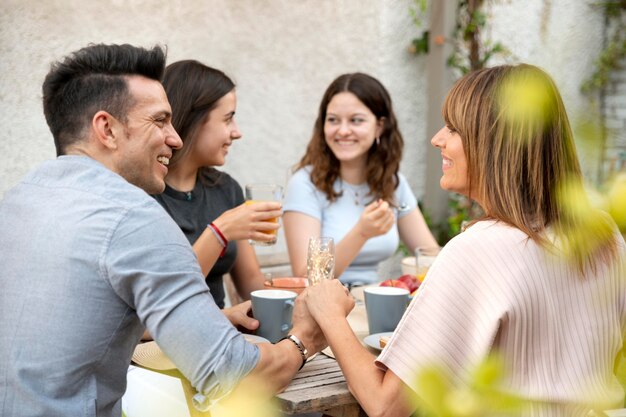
[283,73,439,285]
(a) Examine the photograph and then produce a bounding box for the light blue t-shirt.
[0,156,259,417]
[284,167,417,284]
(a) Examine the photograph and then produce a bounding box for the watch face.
[289,334,307,355]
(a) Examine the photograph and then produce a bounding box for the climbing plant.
[580,0,626,185]
[408,0,508,243]
[581,1,626,96]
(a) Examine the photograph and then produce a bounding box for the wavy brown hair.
[296,73,404,203]
[443,64,618,271]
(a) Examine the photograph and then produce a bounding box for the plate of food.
[363,332,394,351]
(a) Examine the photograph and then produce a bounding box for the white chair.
[123,365,190,417]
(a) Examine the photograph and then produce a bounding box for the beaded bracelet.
[207,223,227,258]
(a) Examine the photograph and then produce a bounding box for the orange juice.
[244,184,283,246]
[245,200,278,244]
[415,250,438,282]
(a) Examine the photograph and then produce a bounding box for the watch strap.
[279,334,308,370]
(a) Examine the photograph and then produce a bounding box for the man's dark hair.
[42,43,167,155]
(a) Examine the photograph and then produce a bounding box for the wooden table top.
[275,354,357,415]
[276,290,374,416]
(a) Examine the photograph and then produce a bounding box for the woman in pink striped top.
[304,64,626,417]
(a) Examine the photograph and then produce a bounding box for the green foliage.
[581,1,626,95]
[397,240,412,256]
[409,354,527,417]
[606,173,626,232]
[409,0,430,55]
[443,1,522,241]
[411,31,430,55]
[409,0,428,27]
[408,1,507,244]
[617,341,626,406]
[447,0,509,75]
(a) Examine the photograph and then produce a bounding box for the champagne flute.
[306,237,335,286]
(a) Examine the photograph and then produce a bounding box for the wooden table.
[275,354,367,417]
[276,289,372,416]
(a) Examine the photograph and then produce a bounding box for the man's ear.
[92,111,121,150]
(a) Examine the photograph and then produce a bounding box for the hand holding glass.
[306,236,335,286]
[244,184,282,246]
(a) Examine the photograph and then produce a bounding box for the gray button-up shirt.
[0,156,259,417]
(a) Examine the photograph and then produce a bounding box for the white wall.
[0,0,605,200]
[487,0,606,179]
[0,0,426,199]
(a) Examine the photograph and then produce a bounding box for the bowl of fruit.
[379,274,421,298]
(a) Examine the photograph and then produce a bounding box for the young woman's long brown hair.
[296,73,403,203]
[162,60,235,185]
[443,64,618,271]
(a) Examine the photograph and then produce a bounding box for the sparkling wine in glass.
[306,236,335,286]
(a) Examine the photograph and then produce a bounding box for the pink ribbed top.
[378,220,626,416]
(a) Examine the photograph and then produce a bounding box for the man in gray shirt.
[0,43,346,417]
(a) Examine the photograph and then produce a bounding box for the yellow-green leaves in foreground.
[555,177,617,266]
[211,376,279,417]
[606,173,626,232]
[410,355,526,417]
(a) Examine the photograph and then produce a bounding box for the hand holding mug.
[251,289,297,343]
[222,300,259,332]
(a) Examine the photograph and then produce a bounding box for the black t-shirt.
[153,169,244,308]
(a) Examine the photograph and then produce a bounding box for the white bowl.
[401,256,417,276]
[402,255,437,279]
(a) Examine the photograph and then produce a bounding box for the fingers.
[237,300,252,312]
[363,200,393,220]
[218,202,284,241]
[237,314,260,331]
[250,201,282,210]
[363,200,380,213]
[224,301,260,330]
[249,231,279,243]
[359,200,395,238]
[245,201,282,214]
[249,219,281,231]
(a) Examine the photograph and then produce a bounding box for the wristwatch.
[279,334,308,370]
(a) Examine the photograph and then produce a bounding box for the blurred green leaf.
[410,354,527,417]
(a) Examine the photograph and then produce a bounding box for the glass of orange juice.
[415,247,440,282]
[244,184,282,246]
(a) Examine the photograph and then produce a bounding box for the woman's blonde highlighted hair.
[443,64,617,271]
